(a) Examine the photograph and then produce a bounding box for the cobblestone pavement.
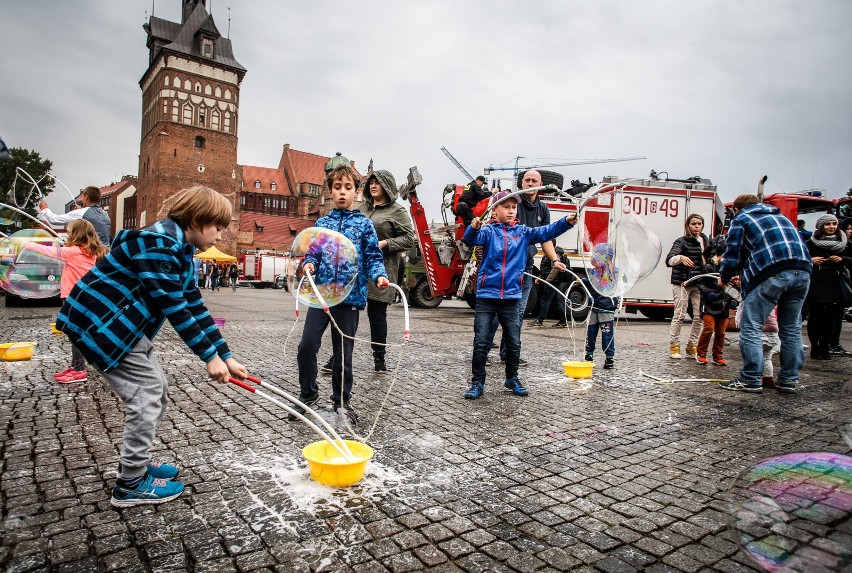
[2,288,850,572]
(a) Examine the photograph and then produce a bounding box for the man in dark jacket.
[718,194,811,394]
[455,175,491,227]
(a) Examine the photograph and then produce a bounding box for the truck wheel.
[516,169,564,191]
[4,292,19,307]
[640,307,674,321]
[410,279,442,309]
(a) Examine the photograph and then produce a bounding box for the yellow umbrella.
[194,246,236,262]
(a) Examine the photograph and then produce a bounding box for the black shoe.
[374,357,387,373]
[584,354,593,362]
[333,401,358,425]
[287,393,320,421]
[828,345,848,356]
[320,359,333,374]
[529,319,544,327]
[604,357,614,369]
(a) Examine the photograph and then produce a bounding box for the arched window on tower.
[183,103,193,125]
[171,100,179,122]
[164,75,170,87]
[224,111,231,133]
[211,109,220,131]
[198,106,206,127]
[162,98,168,117]
[184,79,191,90]
[195,82,202,93]
[224,89,232,100]
[204,84,212,95]
[215,86,221,98]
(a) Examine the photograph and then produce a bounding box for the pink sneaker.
[53,366,74,380]
[56,369,88,383]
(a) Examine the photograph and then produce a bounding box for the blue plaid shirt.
[719,203,811,296]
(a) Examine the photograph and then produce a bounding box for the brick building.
[134,0,246,253]
[97,176,138,236]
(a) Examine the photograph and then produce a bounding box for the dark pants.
[298,305,359,404]
[71,343,86,371]
[367,300,388,359]
[455,203,476,227]
[697,313,728,361]
[537,282,559,322]
[807,301,842,357]
[493,272,533,360]
[473,298,521,384]
[586,315,615,358]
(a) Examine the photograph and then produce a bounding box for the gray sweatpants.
[99,337,168,480]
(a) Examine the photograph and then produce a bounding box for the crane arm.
[485,156,646,174]
[441,147,476,181]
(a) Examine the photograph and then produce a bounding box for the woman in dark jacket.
[829,218,852,355]
[665,214,709,358]
[805,214,848,360]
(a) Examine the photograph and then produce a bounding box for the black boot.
[374,356,387,373]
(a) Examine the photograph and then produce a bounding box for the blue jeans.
[738,269,810,386]
[491,272,533,360]
[586,314,615,358]
[473,298,521,384]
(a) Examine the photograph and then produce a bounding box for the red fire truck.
[237,250,289,289]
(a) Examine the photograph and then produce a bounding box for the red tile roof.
[277,144,361,196]
[99,178,136,198]
[240,166,285,194]
[237,212,315,250]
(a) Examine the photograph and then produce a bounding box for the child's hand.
[225,358,247,380]
[376,276,389,289]
[206,356,230,384]
[471,217,482,229]
[302,262,315,275]
[565,213,578,224]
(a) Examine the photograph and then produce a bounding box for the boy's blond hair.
[325,164,360,190]
[168,186,233,230]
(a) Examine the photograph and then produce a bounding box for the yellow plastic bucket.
[562,360,594,379]
[302,440,374,488]
[0,342,37,362]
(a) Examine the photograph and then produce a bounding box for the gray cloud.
[2,0,850,218]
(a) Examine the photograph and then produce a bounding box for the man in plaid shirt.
[718,194,811,394]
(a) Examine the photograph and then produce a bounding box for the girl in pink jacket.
[24,220,108,383]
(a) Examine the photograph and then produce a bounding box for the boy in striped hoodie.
[57,186,247,507]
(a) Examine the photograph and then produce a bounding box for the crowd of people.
[25,168,850,509]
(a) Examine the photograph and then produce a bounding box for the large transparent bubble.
[727,452,852,572]
[583,199,662,297]
[0,229,63,299]
[287,227,358,308]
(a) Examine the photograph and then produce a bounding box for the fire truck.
[402,168,726,321]
[237,250,289,289]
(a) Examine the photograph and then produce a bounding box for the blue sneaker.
[110,474,185,508]
[718,379,763,393]
[147,460,180,480]
[504,379,528,397]
[464,381,484,400]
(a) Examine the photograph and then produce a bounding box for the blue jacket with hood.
[303,208,387,309]
[464,217,572,300]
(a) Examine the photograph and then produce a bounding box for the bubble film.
[583,202,661,297]
[287,227,358,308]
[840,379,852,450]
[728,452,852,572]
[0,229,63,299]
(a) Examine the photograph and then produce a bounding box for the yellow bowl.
[563,360,594,379]
[302,440,374,488]
[50,323,64,335]
[0,342,37,362]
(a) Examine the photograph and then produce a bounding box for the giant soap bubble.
[583,199,661,297]
[0,229,63,299]
[287,227,358,308]
[728,452,852,572]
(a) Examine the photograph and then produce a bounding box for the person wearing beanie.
[805,214,849,359]
[829,218,852,355]
[718,194,811,394]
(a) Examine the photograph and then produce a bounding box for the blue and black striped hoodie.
[56,218,231,372]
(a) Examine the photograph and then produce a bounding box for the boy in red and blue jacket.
[462,190,576,399]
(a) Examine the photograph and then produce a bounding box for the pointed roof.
[277,144,361,196]
[142,2,245,86]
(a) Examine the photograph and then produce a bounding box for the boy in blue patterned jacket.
[292,164,388,424]
[57,186,248,507]
[463,190,576,399]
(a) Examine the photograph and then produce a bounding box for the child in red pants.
[695,240,738,365]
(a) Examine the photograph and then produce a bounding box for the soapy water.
[728,452,852,572]
[287,227,358,308]
[0,229,63,299]
[583,201,661,297]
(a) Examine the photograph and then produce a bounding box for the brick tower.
[136,0,246,253]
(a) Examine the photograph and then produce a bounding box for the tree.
[0,147,55,233]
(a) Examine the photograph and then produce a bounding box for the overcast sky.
[2,1,850,218]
